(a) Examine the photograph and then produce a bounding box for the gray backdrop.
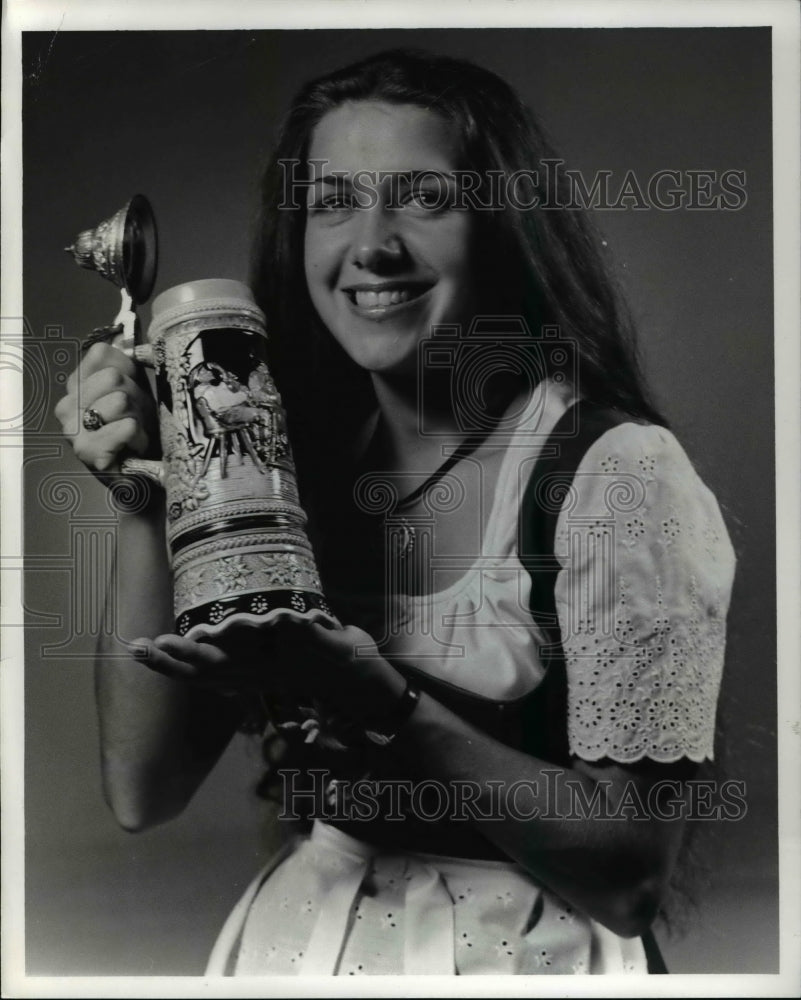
[22,28,775,974]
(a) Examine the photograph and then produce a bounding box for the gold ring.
[82,407,105,431]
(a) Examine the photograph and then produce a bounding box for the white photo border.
[2,1,799,997]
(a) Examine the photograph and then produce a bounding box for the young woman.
[54,50,736,975]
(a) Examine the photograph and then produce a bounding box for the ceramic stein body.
[124,279,333,638]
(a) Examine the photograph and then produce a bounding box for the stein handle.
[119,457,165,486]
[111,292,159,480]
[84,289,155,368]
[111,290,155,367]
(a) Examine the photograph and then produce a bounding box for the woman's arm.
[391,688,691,938]
[310,625,693,938]
[94,498,243,831]
[137,621,689,935]
[56,343,243,831]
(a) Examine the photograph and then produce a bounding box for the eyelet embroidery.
[637,453,656,482]
[622,510,647,548]
[556,427,734,764]
[235,848,647,975]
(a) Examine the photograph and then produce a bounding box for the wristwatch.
[363,680,421,747]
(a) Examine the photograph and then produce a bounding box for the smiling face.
[303,101,477,379]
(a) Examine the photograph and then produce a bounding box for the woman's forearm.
[393,690,687,936]
[95,496,240,830]
[249,622,685,935]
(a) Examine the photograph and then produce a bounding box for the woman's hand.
[130,617,407,721]
[54,341,159,477]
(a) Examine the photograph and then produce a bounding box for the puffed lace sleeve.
[552,422,736,763]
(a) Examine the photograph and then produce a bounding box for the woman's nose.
[350,206,404,271]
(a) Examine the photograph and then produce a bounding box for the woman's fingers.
[130,634,279,698]
[126,621,395,710]
[129,635,232,682]
[77,366,152,417]
[135,622,310,696]
[128,638,199,681]
[55,347,159,473]
[66,341,138,394]
[155,634,231,665]
[60,343,140,430]
[57,368,153,431]
[153,634,233,676]
[68,417,145,473]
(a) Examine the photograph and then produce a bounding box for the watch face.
[364,685,421,747]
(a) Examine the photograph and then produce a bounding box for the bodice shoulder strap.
[519,401,639,630]
[517,402,640,763]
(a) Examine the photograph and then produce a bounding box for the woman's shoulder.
[577,418,695,479]
[573,418,714,502]
[558,414,736,573]
[537,401,723,515]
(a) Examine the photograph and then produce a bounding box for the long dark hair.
[251,48,665,505]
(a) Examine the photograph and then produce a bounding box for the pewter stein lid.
[64,194,158,303]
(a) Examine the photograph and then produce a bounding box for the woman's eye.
[309,193,353,212]
[404,187,446,211]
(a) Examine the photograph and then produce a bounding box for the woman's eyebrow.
[311,170,454,186]
[311,173,351,188]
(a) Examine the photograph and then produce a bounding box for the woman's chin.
[335,334,421,380]
[357,353,419,381]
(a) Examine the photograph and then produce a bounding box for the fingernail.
[126,639,149,659]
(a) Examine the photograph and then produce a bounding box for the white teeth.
[353,287,417,308]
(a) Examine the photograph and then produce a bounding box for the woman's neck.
[369,368,529,471]
[369,372,467,467]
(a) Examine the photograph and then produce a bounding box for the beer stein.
[66,199,333,639]
[121,278,335,638]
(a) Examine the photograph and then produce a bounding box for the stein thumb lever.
[119,458,164,486]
